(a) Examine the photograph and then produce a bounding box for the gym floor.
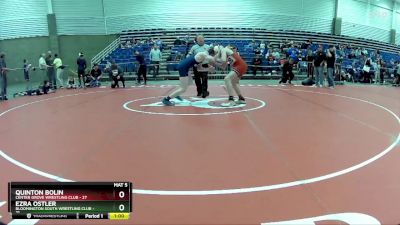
[0,79,399,225]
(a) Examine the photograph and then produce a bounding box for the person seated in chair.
[279,58,295,84]
[107,63,125,88]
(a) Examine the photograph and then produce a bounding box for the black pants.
[149,61,160,76]
[252,66,263,75]
[280,71,294,83]
[379,69,385,83]
[47,67,56,88]
[361,71,372,83]
[307,62,314,78]
[193,66,208,96]
[137,65,147,84]
[111,76,125,88]
[77,69,86,86]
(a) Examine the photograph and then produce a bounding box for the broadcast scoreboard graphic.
[8,182,132,220]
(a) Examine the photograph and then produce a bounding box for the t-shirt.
[136,54,146,65]
[77,58,87,71]
[53,58,63,69]
[45,56,52,66]
[189,44,210,55]
[90,68,102,78]
[149,49,162,61]
[314,51,326,67]
[108,67,123,77]
[326,51,336,68]
[39,57,47,70]
[253,58,262,65]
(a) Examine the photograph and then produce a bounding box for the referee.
[187,35,210,98]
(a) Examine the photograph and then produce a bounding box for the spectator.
[149,45,162,77]
[38,53,49,81]
[313,45,326,87]
[265,56,276,75]
[126,40,132,48]
[272,49,281,60]
[374,59,381,84]
[252,54,263,76]
[166,52,175,74]
[156,38,163,51]
[45,51,56,88]
[301,39,310,49]
[260,41,266,55]
[174,37,182,45]
[244,41,254,52]
[108,63,125,88]
[135,51,147,85]
[361,58,373,83]
[355,47,361,58]
[88,63,102,87]
[378,59,386,84]
[0,52,9,100]
[254,47,261,55]
[394,61,400,85]
[326,45,336,88]
[53,54,64,88]
[66,75,76,89]
[279,58,295,84]
[376,50,381,61]
[77,52,87,88]
[23,59,32,91]
[306,47,314,78]
[361,48,368,56]
[279,40,285,51]
[348,48,355,59]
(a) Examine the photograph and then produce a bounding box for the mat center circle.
[122,96,266,116]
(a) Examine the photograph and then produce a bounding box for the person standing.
[188,35,210,98]
[39,53,49,81]
[135,51,147,85]
[45,51,56,88]
[149,45,162,77]
[326,45,336,88]
[53,54,64,88]
[0,53,9,100]
[77,52,87,88]
[313,45,326,87]
[306,47,314,78]
[23,59,32,91]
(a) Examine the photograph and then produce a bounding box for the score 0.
[113,182,130,212]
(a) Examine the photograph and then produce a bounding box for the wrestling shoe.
[162,97,175,106]
[221,100,237,107]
